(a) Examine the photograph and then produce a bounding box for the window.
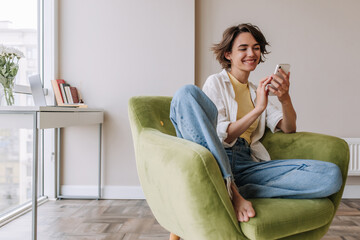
[0,0,39,105]
[0,0,40,217]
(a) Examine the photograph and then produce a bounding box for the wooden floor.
[0,199,359,240]
[323,199,360,240]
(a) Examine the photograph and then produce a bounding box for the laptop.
[29,74,48,106]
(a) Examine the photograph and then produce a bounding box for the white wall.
[58,0,194,198]
[195,0,360,196]
[196,0,360,138]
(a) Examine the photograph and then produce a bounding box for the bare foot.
[231,182,256,222]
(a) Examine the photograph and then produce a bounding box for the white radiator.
[343,138,360,176]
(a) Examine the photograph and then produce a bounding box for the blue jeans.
[170,85,233,181]
[226,138,342,199]
[170,85,342,199]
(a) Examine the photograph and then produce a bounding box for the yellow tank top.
[228,72,259,144]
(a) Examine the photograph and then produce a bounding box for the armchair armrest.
[137,129,245,240]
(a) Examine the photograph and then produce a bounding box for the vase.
[0,84,5,106]
[0,83,14,106]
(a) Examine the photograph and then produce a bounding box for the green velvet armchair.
[128,96,349,240]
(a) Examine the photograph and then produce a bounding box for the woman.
[170,23,342,222]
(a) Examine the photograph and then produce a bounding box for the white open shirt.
[202,69,283,162]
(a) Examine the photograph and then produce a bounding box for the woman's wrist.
[226,107,263,143]
[279,94,291,104]
[254,105,265,115]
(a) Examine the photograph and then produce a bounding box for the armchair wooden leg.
[169,232,180,240]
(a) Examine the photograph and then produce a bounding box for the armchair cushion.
[241,198,334,240]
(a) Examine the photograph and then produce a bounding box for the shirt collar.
[221,69,231,82]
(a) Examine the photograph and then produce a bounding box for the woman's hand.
[270,68,297,133]
[255,76,272,112]
[269,68,291,103]
[224,76,271,144]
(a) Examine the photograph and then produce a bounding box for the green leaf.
[0,57,5,66]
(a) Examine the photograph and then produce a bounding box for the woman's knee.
[329,163,343,193]
[322,162,343,196]
[173,85,202,102]
[303,160,343,197]
[172,85,216,114]
[171,85,200,115]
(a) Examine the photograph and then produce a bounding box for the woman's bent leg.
[234,159,342,199]
[170,85,257,222]
[169,85,233,180]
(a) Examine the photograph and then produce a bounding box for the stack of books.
[51,79,87,108]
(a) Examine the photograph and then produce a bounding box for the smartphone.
[274,64,290,78]
[268,64,291,92]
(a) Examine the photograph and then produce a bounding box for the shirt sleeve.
[265,100,283,133]
[202,78,232,146]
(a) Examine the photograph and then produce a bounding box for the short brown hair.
[212,23,270,70]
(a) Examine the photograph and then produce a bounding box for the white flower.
[0,44,25,59]
[12,48,25,58]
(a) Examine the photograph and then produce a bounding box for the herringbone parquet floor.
[0,199,359,240]
[323,199,360,240]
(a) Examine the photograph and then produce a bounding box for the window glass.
[0,0,39,215]
[0,0,38,106]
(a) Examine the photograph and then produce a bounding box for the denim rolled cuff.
[225,176,234,200]
[221,169,234,199]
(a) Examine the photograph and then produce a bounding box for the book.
[51,79,66,104]
[51,79,87,108]
[64,86,73,104]
[70,87,79,103]
[59,83,70,104]
[56,80,66,98]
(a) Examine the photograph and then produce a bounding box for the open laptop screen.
[29,74,47,106]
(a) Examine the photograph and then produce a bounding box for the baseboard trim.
[60,184,360,199]
[60,185,145,199]
[342,185,360,199]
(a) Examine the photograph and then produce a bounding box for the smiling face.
[225,32,261,77]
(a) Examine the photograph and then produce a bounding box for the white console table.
[0,106,104,240]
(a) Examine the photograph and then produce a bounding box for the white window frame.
[42,0,58,199]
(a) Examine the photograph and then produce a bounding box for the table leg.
[32,113,38,240]
[56,125,102,200]
[98,123,102,199]
[56,128,61,198]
